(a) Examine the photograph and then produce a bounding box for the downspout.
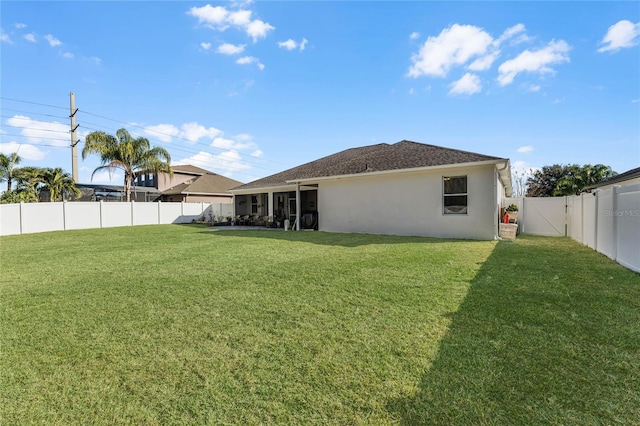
[296,183,301,231]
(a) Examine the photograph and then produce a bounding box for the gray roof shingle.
[233,140,505,191]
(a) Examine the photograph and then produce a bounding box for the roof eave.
[286,159,508,184]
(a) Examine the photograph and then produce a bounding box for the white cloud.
[217,42,245,55]
[0,141,47,161]
[180,122,222,142]
[24,33,36,43]
[175,150,251,175]
[246,19,274,42]
[44,34,62,47]
[468,51,500,71]
[200,42,212,50]
[14,23,27,29]
[6,115,69,146]
[497,39,570,86]
[597,20,640,53]
[449,73,482,95]
[211,136,256,151]
[278,38,308,51]
[1,30,11,44]
[408,87,415,95]
[251,149,263,158]
[495,23,526,46]
[410,32,420,40]
[236,56,265,70]
[408,24,493,77]
[188,4,229,27]
[228,10,252,26]
[90,57,102,65]
[62,52,74,59]
[144,124,180,143]
[187,5,274,42]
[517,145,534,153]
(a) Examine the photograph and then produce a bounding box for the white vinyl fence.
[505,184,640,272]
[0,201,234,236]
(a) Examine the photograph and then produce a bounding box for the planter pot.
[506,212,518,223]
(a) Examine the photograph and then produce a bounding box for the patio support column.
[296,183,301,231]
[267,191,274,221]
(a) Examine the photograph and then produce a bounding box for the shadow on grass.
[195,226,484,248]
[388,236,640,424]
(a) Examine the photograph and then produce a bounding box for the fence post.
[63,201,67,231]
[594,190,599,252]
[19,201,24,235]
[612,185,620,262]
[157,200,161,225]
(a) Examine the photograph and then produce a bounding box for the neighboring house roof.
[162,171,243,196]
[171,164,212,176]
[233,140,507,191]
[585,166,640,190]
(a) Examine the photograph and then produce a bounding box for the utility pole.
[69,91,79,183]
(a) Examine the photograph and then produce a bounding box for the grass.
[1,225,638,425]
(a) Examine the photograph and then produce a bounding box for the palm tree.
[40,167,81,201]
[82,128,172,202]
[11,166,44,202]
[0,152,22,191]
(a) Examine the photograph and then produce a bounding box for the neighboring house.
[75,183,159,202]
[584,166,640,191]
[135,165,243,203]
[231,140,513,240]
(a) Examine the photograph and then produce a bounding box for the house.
[135,165,243,203]
[585,166,640,191]
[230,140,513,240]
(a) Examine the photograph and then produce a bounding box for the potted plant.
[505,204,518,223]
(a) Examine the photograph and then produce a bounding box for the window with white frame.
[443,176,468,214]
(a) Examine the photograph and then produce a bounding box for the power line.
[2,123,70,134]
[0,96,67,111]
[0,108,69,120]
[0,133,70,142]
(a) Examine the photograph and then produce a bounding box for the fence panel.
[582,195,596,249]
[567,195,582,242]
[64,202,101,230]
[132,203,159,226]
[101,203,133,228]
[159,203,183,224]
[521,197,567,236]
[595,188,616,259]
[180,203,206,223]
[615,185,640,272]
[21,202,65,234]
[0,204,22,236]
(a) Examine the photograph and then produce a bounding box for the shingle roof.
[233,140,505,191]
[586,166,640,189]
[162,171,243,195]
[171,164,212,175]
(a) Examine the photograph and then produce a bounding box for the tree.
[82,128,172,202]
[511,168,533,197]
[526,164,617,197]
[40,167,81,201]
[0,152,22,191]
[11,166,44,202]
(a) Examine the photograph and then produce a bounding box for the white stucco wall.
[317,165,498,240]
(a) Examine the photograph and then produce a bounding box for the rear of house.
[231,140,512,240]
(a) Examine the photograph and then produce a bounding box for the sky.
[1,1,639,187]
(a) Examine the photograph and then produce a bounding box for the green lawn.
[1,225,638,425]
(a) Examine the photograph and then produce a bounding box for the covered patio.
[231,184,318,230]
